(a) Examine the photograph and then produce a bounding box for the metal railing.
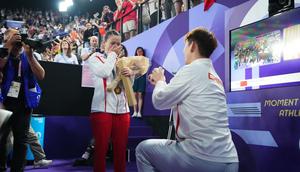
[111,0,193,41]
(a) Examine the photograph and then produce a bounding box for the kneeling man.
[135,27,239,172]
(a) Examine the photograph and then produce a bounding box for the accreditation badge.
[7,81,21,98]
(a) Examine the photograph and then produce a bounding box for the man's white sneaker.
[33,159,53,168]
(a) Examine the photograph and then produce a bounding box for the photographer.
[0,28,45,172]
[100,5,114,31]
[81,36,99,63]
[83,23,94,48]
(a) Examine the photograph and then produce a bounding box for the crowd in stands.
[0,0,202,65]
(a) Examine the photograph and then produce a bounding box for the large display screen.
[230,8,300,91]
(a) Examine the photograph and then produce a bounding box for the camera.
[19,33,53,53]
[95,48,101,53]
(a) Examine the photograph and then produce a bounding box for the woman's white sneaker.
[132,112,138,117]
[136,112,142,118]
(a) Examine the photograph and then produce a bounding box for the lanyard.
[18,61,22,78]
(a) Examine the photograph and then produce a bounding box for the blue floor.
[21,159,138,172]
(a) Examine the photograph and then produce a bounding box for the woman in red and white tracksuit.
[85,30,133,172]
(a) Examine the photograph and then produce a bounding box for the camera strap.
[18,61,22,78]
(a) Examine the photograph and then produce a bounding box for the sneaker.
[132,112,138,117]
[33,159,52,168]
[136,112,142,118]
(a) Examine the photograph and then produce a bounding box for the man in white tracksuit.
[136,27,239,172]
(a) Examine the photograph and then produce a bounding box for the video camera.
[19,31,70,54]
[95,48,101,53]
[0,34,53,58]
[19,33,54,54]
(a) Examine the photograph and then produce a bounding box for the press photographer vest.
[0,52,41,108]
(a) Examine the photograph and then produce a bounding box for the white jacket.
[152,58,239,163]
[86,52,130,114]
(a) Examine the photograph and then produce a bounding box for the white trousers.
[136,139,239,172]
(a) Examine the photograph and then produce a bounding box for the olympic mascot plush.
[106,56,150,106]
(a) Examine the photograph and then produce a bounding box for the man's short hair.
[89,36,98,41]
[185,27,217,58]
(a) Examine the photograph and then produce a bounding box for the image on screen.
[230,8,300,91]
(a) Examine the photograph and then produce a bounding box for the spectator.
[137,0,151,31]
[83,22,94,48]
[149,0,162,28]
[132,47,147,118]
[161,0,174,21]
[173,0,202,15]
[41,48,54,62]
[113,5,123,33]
[173,0,183,15]
[54,39,79,64]
[119,0,137,40]
[100,5,114,30]
[70,27,82,46]
[81,36,99,63]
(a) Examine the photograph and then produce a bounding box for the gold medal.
[114,86,121,94]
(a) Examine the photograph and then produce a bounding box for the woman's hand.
[121,67,133,77]
[108,44,122,56]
